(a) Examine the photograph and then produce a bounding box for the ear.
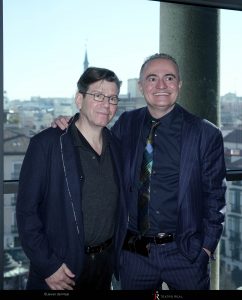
[138,80,144,95]
[75,91,83,110]
[179,80,182,89]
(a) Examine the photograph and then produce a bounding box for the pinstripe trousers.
[119,241,210,290]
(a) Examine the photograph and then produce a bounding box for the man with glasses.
[51,53,226,290]
[16,67,126,290]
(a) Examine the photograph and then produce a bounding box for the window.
[2,0,242,291]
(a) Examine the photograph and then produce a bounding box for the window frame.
[1,0,242,291]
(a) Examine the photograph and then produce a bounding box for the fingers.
[62,263,75,288]
[46,276,75,290]
[51,121,57,128]
[45,264,76,290]
[62,281,75,290]
[51,115,70,130]
[62,263,75,278]
[56,118,68,130]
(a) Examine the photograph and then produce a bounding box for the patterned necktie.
[138,120,160,235]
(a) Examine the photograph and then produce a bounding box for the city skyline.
[3,0,242,101]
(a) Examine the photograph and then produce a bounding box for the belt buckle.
[156,233,167,245]
[124,234,150,257]
[157,233,165,243]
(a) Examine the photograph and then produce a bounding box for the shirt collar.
[70,116,109,153]
[145,103,179,128]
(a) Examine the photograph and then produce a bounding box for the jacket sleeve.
[201,124,227,253]
[16,136,63,279]
[111,113,124,140]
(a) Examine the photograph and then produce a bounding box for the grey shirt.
[71,122,119,246]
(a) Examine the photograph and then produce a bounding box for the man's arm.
[201,126,227,255]
[16,137,64,278]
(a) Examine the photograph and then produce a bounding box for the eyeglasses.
[81,91,120,105]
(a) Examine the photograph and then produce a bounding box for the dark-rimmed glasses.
[80,91,119,105]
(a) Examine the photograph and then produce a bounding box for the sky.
[3,0,242,101]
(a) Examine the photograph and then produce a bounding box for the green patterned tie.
[138,120,160,235]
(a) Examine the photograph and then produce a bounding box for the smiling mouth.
[154,92,170,96]
[97,111,109,116]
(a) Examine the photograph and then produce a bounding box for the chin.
[95,121,109,128]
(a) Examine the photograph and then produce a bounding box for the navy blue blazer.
[16,115,127,289]
[112,103,227,262]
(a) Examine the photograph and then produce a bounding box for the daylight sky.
[3,0,242,100]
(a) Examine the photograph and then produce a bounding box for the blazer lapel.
[60,130,83,236]
[178,110,200,208]
[130,108,146,184]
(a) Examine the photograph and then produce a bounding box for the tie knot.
[148,121,160,141]
[150,119,160,129]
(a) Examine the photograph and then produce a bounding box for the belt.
[137,232,175,244]
[122,230,175,256]
[85,237,113,255]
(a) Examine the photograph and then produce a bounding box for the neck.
[148,103,175,119]
[75,119,103,155]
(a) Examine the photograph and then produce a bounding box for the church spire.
[83,48,89,71]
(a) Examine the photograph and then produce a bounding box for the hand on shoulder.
[51,115,71,130]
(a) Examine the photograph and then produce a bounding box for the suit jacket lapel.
[130,108,146,185]
[178,108,199,208]
[60,130,83,236]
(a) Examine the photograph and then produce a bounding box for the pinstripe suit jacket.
[112,103,226,263]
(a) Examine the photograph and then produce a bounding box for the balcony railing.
[1,175,242,290]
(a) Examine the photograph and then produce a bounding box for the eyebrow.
[145,73,177,79]
[165,73,177,79]
[145,73,158,80]
[91,89,118,97]
[89,90,118,97]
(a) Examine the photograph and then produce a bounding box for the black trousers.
[74,244,114,290]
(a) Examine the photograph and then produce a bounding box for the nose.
[156,77,167,89]
[102,97,111,107]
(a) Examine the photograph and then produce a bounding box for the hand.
[51,115,71,130]
[202,247,211,257]
[45,263,75,290]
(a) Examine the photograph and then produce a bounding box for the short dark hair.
[77,67,122,94]
[139,53,180,80]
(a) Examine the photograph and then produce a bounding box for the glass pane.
[220,9,242,290]
[3,0,159,181]
[3,0,242,291]
[4,192,29,290]
[220,9,242,172]
[3,0,159,290]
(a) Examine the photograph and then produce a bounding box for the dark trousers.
[120,241,210,290]
[74,244,114,290]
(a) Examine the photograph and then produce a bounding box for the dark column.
[0,0,3,290]
[159,2,220,289]
[159,2,220,126]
